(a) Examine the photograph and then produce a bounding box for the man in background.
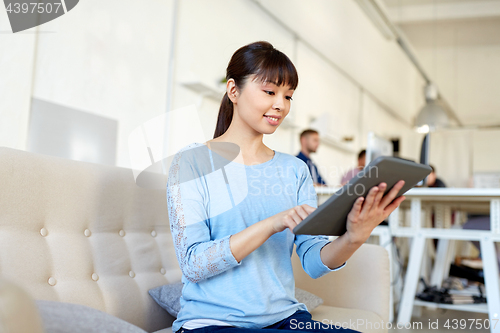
[340,149,366,186]
[427,165,447,188]
[296,129,327,186]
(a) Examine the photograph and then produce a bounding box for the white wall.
[473,129,500,173]
[399,19,500,126]
[428,129,473,188]
[0,10,37,150]
[1,0,174,168]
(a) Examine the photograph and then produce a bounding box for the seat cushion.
[36,300,147,333]
[310,305,387,333]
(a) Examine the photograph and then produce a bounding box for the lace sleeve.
[294,161,346,279]
[167,145,242,283]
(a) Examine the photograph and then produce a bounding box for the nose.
[272,96,286,111]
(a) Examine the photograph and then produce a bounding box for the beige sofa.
[0,147,390,333]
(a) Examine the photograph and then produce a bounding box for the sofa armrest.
[0,277,45,333]
[292,243,390,323]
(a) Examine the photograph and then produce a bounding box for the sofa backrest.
[0,147,180,332]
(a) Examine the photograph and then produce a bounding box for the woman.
[166,41,405,333]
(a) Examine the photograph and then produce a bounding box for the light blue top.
[166,143,346,332]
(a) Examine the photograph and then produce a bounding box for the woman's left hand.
[345,180,406,244]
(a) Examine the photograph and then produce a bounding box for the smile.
[264,115,280,126]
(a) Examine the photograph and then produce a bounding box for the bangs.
[251,51,298,90]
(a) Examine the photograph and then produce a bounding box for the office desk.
[315,187,500,331]
[394,188,500,332]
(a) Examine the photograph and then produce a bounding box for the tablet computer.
[292,156,432,236]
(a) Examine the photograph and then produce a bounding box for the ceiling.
[380,0,500,127]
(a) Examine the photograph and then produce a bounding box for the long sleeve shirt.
[166,143,345,333]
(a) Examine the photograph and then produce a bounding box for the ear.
[227,79,239,104]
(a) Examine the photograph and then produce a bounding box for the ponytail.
[213,92,233,139]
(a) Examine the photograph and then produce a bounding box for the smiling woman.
[161,41,405,333]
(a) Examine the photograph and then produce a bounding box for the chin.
[258,124,279,135]
[263,129,278,135]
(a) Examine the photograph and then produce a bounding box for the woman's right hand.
[267,204,317,234]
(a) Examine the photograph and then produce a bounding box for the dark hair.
[299,129,318,139]
[358,149,366,160]
[213,41,299,139]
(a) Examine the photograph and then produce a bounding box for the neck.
[214,110,267,157]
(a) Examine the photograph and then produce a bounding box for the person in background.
[296,129,327,186]
[340,150,366,186]
[426,165,446,188]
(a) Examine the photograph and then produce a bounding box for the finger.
[300,204,317,215]
[294,205,309,220]
[348,197,364,221]
[383,195,406,217]
[289,208,303,225]
[373,182,387,207]
[286,215,299,232]
[359,186,379,218]
[380,180,405,208]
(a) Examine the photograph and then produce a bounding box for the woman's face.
[228,74,294,135]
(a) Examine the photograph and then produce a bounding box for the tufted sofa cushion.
[0,147,180,332]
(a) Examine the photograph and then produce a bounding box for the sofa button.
[84,229,91,237]
[40,228,48,237]
[151,230,157,237]
[160,268,166,275]
[119,230,125,237]
[129,271,135,278]
[92,273,99,281]
[48,277,57,286]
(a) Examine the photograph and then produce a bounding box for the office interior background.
[2,0,499,187]
[1,0,500,331]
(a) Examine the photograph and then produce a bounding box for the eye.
[286,96,293,101]
[264,90,275,95]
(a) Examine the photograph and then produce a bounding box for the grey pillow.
[295,287,324,311]
[36,300,146,333]
[149,282,183,317]
[148,282,324,317]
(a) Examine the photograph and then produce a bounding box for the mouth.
[264,115,280,121]
[264,115,280,126]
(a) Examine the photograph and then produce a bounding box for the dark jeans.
[175,310,361,333]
